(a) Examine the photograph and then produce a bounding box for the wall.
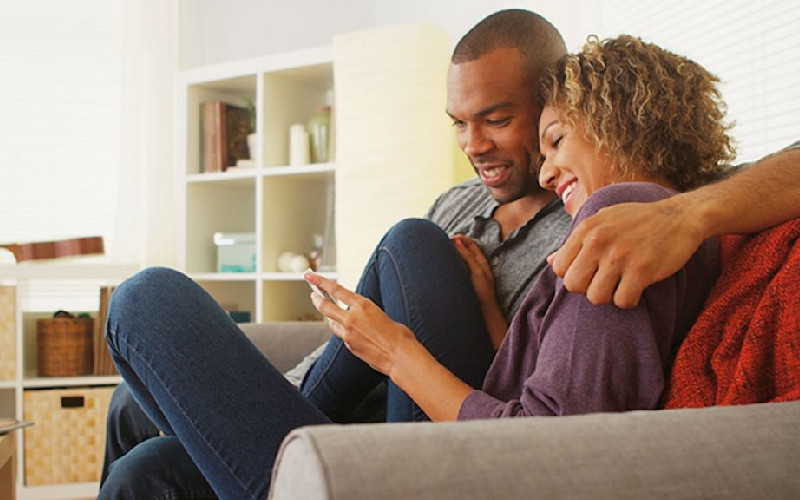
[179,0,596,68]
[179,0,376,68]
[373,0,598,52]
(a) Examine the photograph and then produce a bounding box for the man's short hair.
[453,9,567,88]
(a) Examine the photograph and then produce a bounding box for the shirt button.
[491,256,501,267]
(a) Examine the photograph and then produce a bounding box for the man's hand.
[549,196,705,309]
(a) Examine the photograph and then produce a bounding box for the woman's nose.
[538,157,557,190]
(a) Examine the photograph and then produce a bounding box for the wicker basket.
[23,386,115,485]
[0,286,15,381]
[37,318,93,377]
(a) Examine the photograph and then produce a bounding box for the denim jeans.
[100,219,495,499]
[100,382,160,484]
[301,219,495,422]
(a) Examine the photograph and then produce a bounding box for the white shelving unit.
[0,262,138,499]
[177,46,337,322]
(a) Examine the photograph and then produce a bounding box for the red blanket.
[664,218,800,408]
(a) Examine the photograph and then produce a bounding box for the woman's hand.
[305,272,415,378]
[304,272,476,422]
[452,235,496,306]
[452,235,507,348]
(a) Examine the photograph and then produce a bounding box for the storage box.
[0,286,15,381]
[23,386,115,485]
[214,232,256,272]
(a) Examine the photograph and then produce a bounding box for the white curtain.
[0,0,124,259]
[593,0,800,163]
[111,0,179,267]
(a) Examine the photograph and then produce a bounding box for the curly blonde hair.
[537,35,735,191]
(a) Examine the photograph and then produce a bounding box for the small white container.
[213,232,256,272]
[289,124,309,166]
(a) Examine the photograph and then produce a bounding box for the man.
[101,10,573,498]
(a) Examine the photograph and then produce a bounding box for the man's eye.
[452,120,466,129]
[486,117,511,127]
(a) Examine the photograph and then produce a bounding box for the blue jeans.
[100,382,218,498]
[100,383,159,484]
[301,219,494,422]
[100,219,494,499]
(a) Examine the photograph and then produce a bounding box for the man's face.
[446,48,543,204]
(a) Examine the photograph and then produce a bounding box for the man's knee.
[385,218,446,246]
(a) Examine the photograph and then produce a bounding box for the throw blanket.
[664,218,800,408]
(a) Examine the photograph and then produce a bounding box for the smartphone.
[308,280,337,304]
[305,269,337,305]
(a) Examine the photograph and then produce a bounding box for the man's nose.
[462,125,493,156]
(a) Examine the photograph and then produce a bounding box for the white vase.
[247,133,258,161]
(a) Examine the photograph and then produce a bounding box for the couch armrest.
[270,400,800,500]
[240,322,330,373]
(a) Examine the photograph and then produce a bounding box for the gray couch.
[241,322,800,500]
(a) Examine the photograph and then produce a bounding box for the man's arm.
[550,144,800,309]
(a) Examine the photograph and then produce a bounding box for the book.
[93,286,118,376]
[200,101,253,173]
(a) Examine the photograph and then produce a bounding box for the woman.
[102,35,733,498]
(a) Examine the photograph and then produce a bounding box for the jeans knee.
[109,266,185,321]
[112,267,184,307]
[106,267,191,347]
[384,218,446,247]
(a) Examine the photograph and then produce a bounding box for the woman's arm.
[306,273,473,421]
[549,145,800,309]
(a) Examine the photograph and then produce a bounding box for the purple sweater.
[458,183,720,419]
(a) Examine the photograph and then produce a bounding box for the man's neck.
[493,191,558,240]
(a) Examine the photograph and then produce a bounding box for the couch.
[240,322,800,500]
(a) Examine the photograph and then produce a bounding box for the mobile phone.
[308,281,337,304]
[305,270,337,304]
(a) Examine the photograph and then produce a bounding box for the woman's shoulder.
[574,182,676,224]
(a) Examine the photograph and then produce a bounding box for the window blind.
[595,0,800,163]
[0,0,124,246]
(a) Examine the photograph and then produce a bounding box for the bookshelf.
[0,262,137,499]
[177,46,337,322]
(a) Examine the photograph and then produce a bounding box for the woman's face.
[537,106,617,217]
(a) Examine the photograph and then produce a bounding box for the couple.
[100,10,800,500]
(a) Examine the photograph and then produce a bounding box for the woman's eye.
[552,134,564,148]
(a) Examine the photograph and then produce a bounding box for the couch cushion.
[240,322,330,373]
